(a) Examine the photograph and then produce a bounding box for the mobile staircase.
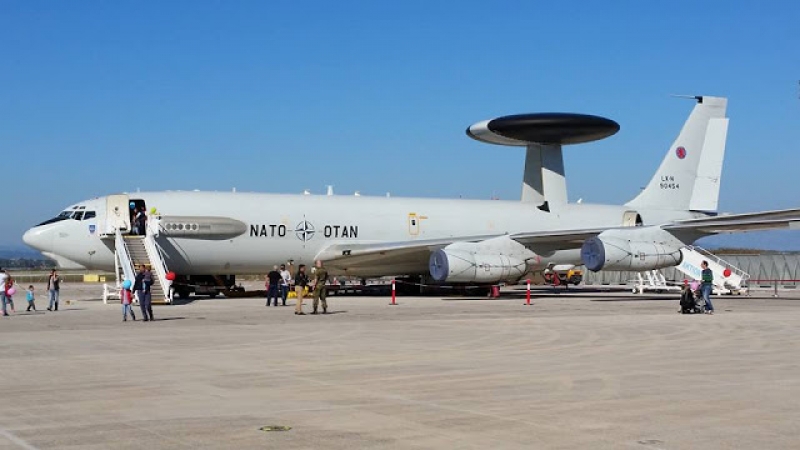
[103,217,173,304]
[632,245,749,295]
[676,245,749,295]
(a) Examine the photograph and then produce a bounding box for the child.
[4,275,14,314]
[689,279,703,312]
[26,285,36,312]
[121,287,136,322]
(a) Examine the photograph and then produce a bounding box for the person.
[266,266,282,307]
[4,272,14,314]
[311,260,329,314]
[689,279,703,312]
[133,206,147,235]
[679,280,693,314]
[121,285,136,321]
[26,285,36,312]
[279,263,291,306]
[46,269,61,311]
[141,266,154,321]
[133,265,152,321]
[0,268,8,317]
[700,261,715,314]
[294,264,309,315]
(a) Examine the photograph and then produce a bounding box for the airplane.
[22,95,800,298]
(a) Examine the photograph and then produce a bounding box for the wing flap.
[665,208,800,233]
[510,227,609,248]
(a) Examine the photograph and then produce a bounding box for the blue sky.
[1,1,799,249]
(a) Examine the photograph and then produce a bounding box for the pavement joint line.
[0,427,40,450]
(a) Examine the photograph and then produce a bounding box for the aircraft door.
[105,194,131,234]
[622,210,644,227]
[408,213,420,236]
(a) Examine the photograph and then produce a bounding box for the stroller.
[679,281,703,314]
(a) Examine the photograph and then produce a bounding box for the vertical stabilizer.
[626,96,728,212]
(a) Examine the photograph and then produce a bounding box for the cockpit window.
[36,211,73,226]
[36,209,96,226]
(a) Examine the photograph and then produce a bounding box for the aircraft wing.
[664,208,800,233]
[318,229,610,276]
[319,209,800,277]
[509,228,610,248]
[317,234,500,276]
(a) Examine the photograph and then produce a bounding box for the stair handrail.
[115,229,137,289]
[143,215,173,303]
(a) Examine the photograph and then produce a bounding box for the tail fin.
[626,96,729,212]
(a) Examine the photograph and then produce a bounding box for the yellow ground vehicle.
[543,265,583,286]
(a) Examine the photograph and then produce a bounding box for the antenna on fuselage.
[326,185,334,196]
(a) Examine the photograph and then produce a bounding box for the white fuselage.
[23,191,701,277]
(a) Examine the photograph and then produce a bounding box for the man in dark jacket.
[133,265,152,322]
[266,266,282,307]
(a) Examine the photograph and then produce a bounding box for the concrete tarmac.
[1,285,799,449]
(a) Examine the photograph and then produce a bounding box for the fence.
[5,271,116,285]
[583,252,800,288]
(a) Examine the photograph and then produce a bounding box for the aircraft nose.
[23,227,53,252]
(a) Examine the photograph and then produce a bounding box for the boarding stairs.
[633,245,750,295]
[676,245,749,295]
[631,246,749,295]
[104,217,173,304]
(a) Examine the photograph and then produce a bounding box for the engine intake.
[581,227,683,272]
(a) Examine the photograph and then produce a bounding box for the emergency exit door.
[105,194,130,234]
[409,213,428,236]
[408,213,420,236]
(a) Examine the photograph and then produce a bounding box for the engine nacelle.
[581,227,684,272]
[429,249,527,283]
[429,237,535,283]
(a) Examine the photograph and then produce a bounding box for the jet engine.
[428,237,536,284]
[581,227,684,272]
